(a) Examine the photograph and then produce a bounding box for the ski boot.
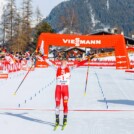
[62,115,67,130]
[54,115,59,131]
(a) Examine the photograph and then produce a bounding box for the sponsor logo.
[0,74,8,78]
[63,38,101,46]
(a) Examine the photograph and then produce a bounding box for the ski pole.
[84,60,90,96]
[13,51,36,96]
[84,54,95,96]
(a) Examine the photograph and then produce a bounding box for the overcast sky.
[16,0,64,18]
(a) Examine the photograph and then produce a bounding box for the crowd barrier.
[36,60,48,68]
[35,59,134,68]
[51,60,134,67]
[0,61,21,73]
[21,60,35,71]
[53,60,116,67]
[125,69,134,73]
[0,60,35,79]
[0,59,134,78]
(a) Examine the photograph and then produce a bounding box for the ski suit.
[55,65,71,114]
[45,59,71,115]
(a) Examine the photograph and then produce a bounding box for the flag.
[39,40,44,55]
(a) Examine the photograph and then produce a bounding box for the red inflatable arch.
[36,33,130,69]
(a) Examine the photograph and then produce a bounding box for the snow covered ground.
[0,67,134,134]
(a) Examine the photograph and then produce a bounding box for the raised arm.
[45,58,58,70]
[71,54,96,70]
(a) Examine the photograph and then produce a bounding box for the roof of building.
[64,47,86,52]
[90,30,134,45]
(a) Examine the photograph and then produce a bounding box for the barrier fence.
[1,59,134,78]
[37,60,134,68]
[0,61,21,73]
[0,60,34,78]
[1,60,134,71]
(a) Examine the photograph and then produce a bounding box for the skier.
[44,55,95,130]
[45,58,70,129]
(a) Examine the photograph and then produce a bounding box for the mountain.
[45,0,134,36]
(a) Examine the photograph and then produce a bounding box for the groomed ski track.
[0,67,134,134]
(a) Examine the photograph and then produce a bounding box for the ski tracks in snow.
[94,70,109,109]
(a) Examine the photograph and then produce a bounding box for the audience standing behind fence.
[0,46,134,71]
[0,46,36,73]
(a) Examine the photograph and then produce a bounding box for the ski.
[53,124,59,131]
[61,124,67,131]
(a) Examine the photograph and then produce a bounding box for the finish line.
[0,108,134,112]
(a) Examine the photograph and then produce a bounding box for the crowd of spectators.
[0,46,32,64]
